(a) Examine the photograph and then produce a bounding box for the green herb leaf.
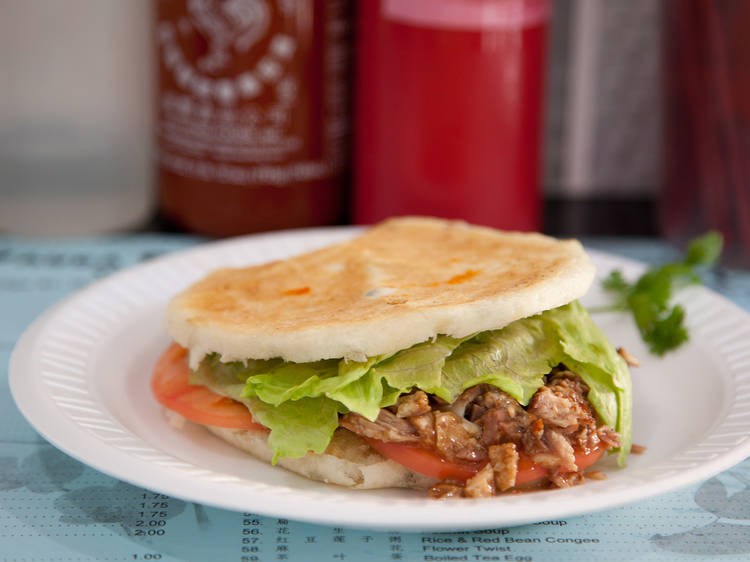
[685,231,723,266]
[601,231,722,355]
[602,270,629,293]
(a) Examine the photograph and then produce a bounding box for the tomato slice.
[365,437,605,486]
[364,438,485,481]
[151,344,266,431]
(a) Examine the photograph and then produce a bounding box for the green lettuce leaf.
[322,356,389,419]
[238,336,467,421]
[246,396,341,462]
[190,354,269,399]
[189,360,342,463]
[440,318,560,405]
[327,369,386,421]
[544,301,632,464]
[242,360,339,405]
[369,336,469,401]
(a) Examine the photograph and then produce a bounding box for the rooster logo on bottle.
[187,0,271,73]
[157,0,297,107]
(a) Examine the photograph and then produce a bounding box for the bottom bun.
[205,425,437,490]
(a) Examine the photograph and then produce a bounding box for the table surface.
[2,233,750,562]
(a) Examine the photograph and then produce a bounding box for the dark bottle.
[661,0,750,266]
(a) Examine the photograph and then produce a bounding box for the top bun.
[167,217,595,368]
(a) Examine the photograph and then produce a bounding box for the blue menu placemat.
[2,234,750,562]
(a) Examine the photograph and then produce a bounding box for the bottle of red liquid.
[354,0,549,231]
[155,0,349,237]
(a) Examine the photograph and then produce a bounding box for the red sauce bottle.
[155,0,349,237]
[354,0,549,231]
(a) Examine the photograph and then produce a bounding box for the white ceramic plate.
[10,227,750,531]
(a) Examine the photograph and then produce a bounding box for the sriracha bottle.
[155,0,349,236]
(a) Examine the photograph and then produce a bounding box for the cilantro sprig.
[600,232,723,356]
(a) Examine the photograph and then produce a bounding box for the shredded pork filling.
[339,368,621,497]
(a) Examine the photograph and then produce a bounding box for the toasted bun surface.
[205,425,436,490]
[167,217,595,367]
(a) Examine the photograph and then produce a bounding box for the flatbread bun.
[167,216,595,367]
[205,425,436,490]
